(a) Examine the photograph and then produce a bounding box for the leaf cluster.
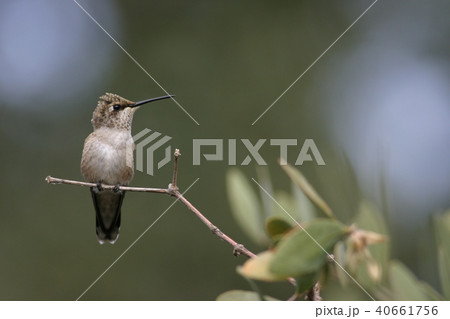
[219,163,449,301]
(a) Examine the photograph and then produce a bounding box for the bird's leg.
[96,182,104,192]
[113,184,121,193]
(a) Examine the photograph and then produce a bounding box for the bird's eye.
[112,104,121,111]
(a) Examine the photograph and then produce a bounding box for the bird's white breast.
[81,128,135,185]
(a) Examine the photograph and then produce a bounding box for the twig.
[172,190,256,258]
[306,283,322,301]
[171,148,181,189]
[46,148,297,289]
[45,150,255,258]
[45,176,169,194]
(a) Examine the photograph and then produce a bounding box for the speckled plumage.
[80,92,173,244]
[91,93,137,130]
[82,93,138,186]
[81,93,138,244]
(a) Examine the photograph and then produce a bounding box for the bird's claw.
[96,182,104,192]
[113,184,121,193]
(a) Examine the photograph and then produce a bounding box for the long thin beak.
[130,95,175,107]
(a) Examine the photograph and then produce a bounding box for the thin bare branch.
[45,172,256,258]
[46,150,297,291]
[173,190,256,258]
[306,283,322,301]
[45,176,169,194]
[171,148,181,190]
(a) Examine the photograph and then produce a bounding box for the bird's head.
[91,93,174,130]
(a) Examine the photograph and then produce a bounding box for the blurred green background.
[0,0,449,300]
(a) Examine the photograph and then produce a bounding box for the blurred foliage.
[222,163,449,300]
[226,169,269,246]
[434,211,450,300]
[216,290,278,301]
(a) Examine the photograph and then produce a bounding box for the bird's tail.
[90,187,125,244]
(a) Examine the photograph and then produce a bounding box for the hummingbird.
[81,92,174,244]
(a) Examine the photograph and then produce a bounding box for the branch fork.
[45,148,255,259]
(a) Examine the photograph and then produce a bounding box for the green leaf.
[237,251,281,282]
[226,169,268,245]
[420,282,444,301]
[256,166,274,219]
[333,241,349,287]
[292,182,315,223]
[437,248,450,300]
[273,191,297,224]
[265,216,293,239]
[280,163,333,218]
[434,210,450,299]
[270,219,348,277]
[313,152,360,222]
[216,290,278,301]
[388,261,428,301]
[296,272,320,295]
